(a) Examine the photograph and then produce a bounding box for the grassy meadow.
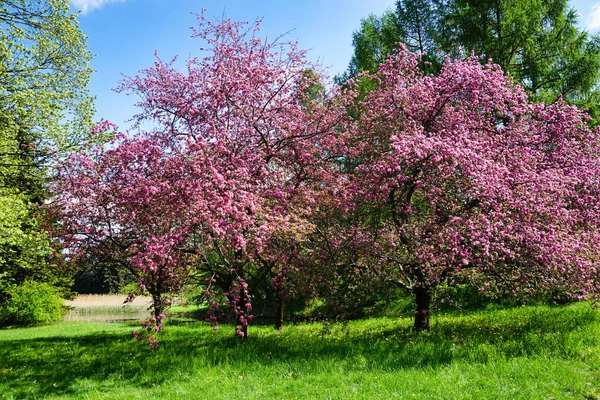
[0,302,599,399]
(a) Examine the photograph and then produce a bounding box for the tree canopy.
[336,47,600,330]
[0,0,93,305]
[49,15,341,339]
[342,0,600,117]
[0,0,94,148]
[49,16,600,336]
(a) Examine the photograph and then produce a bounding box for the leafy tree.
[50,15,341,340]
[0,0,93,303]
[343,0,600,116]
[438,0,600,107]
[337,11,402,82]
[335,48,600,331]
[0,0,94,148]
[339,0,445,83]
[0,109,66,304]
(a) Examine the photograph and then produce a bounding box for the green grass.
[1,303,599,399]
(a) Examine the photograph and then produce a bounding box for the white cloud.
[587,3,600,31]
[70,0,127,14]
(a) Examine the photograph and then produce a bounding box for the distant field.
[65,294,153,308]
[1,302,599,399]
[62,294,196,322]
[63,294,154,322]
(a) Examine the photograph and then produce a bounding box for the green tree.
[342,0,600,117]
[0,0,94,148]
[337,12,401,82]
[339,0,445,82]
[0,112,58,303]
[0,0,94,305]
[438,0,600,107]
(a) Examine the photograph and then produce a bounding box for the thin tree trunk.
[275,290,284,330]
[238,286,248,341]
[413,286,431,331]
[152,293,164,326]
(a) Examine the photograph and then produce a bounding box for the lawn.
[1,303,599,399]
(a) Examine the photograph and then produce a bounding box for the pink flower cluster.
[132,313,166,348]
[47,15,600,334]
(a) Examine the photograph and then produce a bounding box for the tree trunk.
[413,286,431,331]
[152,295,162,317]
[238,285,249,341]
[275,290,284,330]
[152,293,164,326]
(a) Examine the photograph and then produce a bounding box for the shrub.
[1,281,64,326]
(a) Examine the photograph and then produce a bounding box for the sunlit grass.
[1,302,599,399]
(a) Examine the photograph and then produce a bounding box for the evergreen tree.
[342,0,600,117]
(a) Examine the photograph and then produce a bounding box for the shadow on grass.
[0,304,597,398]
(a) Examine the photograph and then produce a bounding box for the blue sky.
[71,0,600,131]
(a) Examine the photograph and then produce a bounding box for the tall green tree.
[0,0,94,302]
[0,0,94,148]
[0,112,60,303]
[340,0,445,81]
[438,0,600,107]
[337,12,402,82]
[342,0,600,117]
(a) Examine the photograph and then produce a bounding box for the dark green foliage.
[342,0,600,118]
[437,0,600,106]
[0,281,64,326]
[0,110,71,304]
[72,260,136,295]
[396,0,444,56]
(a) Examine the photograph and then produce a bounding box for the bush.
[0,281,64,326]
